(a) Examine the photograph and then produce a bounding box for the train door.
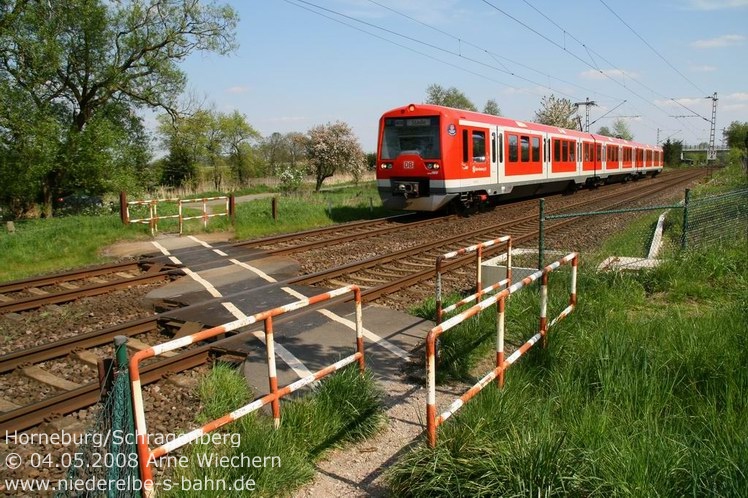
[459,126,491,188]
[492,127,502,187]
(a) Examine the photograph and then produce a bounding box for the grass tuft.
[166,364,385,497]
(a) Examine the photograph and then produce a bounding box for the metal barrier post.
[496,296,505,388]
[540,272,549,348]
[435,255,445,324]
[476,245,483,302]
[265,316,281,428]
[178,200,184,234]
[681,188,691,250]
[538,198,545,269]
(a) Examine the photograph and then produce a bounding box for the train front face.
[376,105,454,211]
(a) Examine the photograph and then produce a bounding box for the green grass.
[232,183,398,240]
[387,240,748,497]
[165,364,385,497]
[0,182,397,283]
[0,214,150,282]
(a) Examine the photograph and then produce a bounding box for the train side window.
[499,133,504,163]
[462,130,468,163]
[596,144,602,162]
[531,137,540,162]
[584,143,590,162]
[554,140,560,162]
[521,136,530,162]
[569,141,575,161]
[508,134,518,162]
[491,133,496,163]
[472,130,486,162]
[561,141,568,162]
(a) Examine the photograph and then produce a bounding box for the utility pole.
[573,97,597,132]
[706,92,718,162]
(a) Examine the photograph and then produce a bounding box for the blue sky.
[178,0,748,152]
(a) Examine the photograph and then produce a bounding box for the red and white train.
[376,104,663,211]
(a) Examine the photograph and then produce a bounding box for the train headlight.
[380,163,393,170]
[426,163,440,170]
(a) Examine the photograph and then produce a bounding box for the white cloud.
[580,69,639,80]
[225,85,250,94]
[689,64,717,72]
[690,34,745,48]
[654,97,708,108]
[724,92,748,102]
[685,0,748,10]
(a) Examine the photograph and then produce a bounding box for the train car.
[376,104,663,211]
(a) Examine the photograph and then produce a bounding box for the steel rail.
[0,317,159,374]
[0,346,210,434]
[0,265,181,314]
[0,260,150,294]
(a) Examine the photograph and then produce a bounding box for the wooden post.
[272,197,278,221]
[120,192,129,225]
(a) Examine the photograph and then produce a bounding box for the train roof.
[383,104,661,151]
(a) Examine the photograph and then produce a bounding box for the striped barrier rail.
[124,196,233,235]
[435,236,512,324]
[178,196,230,234]
[126,198,180,236]
[129,285,364,496]
[426,252,578,448]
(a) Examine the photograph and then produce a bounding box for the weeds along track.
[0,260,182,314]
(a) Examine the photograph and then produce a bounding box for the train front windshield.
[381,116,441,160]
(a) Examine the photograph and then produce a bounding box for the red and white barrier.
[129,285,364,496]
[426,252,578,447]
[125,196,231,235]
[435,236,512,324]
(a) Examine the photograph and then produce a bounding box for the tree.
[723,121,748,150]
[597,126,613,137]
[158,108,259,189]
[534,94,577,129]
[305,122,366,192]
[0,0,238,216]
[425,84,477,111]
[662,139,683,167]
[613,118,634,140]
[483,99,501,116]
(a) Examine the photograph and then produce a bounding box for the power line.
[486,0,706,136]
[598,0,707,96]
[365,0,620,102]
[286,0,586,101]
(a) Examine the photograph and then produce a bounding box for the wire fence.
[539,187,748,271]
[55,338,139,498]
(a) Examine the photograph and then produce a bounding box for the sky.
[176,0,748,152]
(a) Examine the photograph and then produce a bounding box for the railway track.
[0,168,703,434]
[0,260,182,314]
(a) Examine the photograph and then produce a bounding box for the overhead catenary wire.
[287,0,586,101]
[598,0,708,96]
[484,0,705,140]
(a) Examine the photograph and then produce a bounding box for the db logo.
[403,160,415,169]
